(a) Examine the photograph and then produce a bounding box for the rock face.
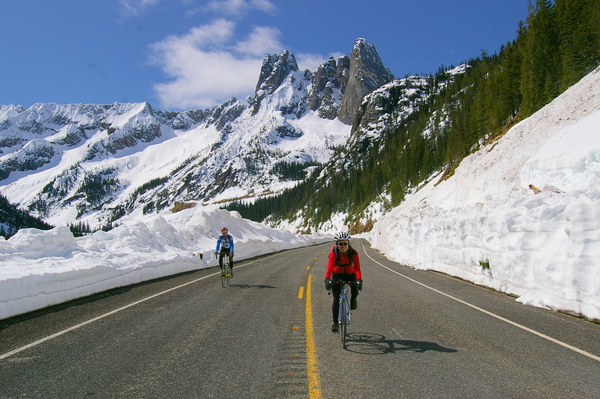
[252,51,299,115]
[307,55,350,120]
[255,50,299,95]
[251,39,393,124]
[338,38,394,125]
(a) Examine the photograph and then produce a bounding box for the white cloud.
[233,26,282,57]
[204,0,277,16]
[296,53,328,72]
[296,52,345,72]
[118,0,161,17]
[249,0,277,14]
[149,19,284,110]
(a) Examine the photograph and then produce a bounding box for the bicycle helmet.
[221,227,228,233]
[334,231,351,242]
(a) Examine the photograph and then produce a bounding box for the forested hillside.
[228,0,600,232]
[0,194,52,238]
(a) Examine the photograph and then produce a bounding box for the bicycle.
[331,279,353,348]
[218,251,233,287]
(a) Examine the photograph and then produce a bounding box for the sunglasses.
[337,242,349,246]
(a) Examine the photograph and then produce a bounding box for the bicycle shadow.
[343,332,458,355]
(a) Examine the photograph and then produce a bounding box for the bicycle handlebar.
[333,279,355,285]
[327,280,355,295]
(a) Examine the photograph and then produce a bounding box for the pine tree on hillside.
[557,0,600,89]
[0,194,53,239]
[520,0,559,115]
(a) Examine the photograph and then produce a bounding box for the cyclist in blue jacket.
[215,227,234,277]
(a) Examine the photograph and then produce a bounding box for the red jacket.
[325,246,362,280]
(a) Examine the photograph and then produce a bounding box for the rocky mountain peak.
[338,38,394,125]
[251,50,300,115]
[255,50,299,95]
[307,55,350,120]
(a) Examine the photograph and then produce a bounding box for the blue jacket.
[216,234,234,252]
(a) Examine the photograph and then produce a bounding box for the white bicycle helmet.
[334,231,351,242]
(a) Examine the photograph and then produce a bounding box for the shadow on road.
[229,284,277,289]
[343,332,458,355]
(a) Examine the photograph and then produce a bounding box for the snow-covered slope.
[372,67,600,321]
[1,40,395,230]
[0,73,350,228]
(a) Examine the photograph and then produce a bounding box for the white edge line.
[359,240,600,363]
[0,255,273,360]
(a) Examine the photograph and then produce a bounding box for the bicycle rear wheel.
[219,253,231,287]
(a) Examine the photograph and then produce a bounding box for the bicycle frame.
[335,280,353,348]
[219,251,232,287]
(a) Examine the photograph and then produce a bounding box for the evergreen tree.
[0,194,53,238]
[557,0,600,89]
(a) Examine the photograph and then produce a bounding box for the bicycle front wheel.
[224,263,231,285]
[339,299,348,348]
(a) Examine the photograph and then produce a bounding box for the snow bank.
[372,68,600,320]
[0,207,327,320]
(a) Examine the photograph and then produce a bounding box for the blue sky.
[1,0,529,111]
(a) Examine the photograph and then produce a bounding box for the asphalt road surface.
[1,240,599,398]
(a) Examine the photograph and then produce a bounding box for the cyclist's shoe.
[230,270,233,278]
[331,323,339,332]
[351,298,358,310]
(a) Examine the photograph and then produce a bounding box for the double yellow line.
[298,260,322,398]
[305,273,322,398]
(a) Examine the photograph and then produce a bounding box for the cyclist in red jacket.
[324,232,363,332]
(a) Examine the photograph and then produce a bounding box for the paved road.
[1,240,598,398]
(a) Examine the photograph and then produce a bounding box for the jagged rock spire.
[251,50,299,115]
[307,55,350,120]
[338,38,394,125]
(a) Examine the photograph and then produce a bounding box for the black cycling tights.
[219,249,233,271]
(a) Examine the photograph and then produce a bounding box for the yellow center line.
[298,286,305,299]
[305,274,322,398]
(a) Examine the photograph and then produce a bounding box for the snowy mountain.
[0,39,393,230]
[254,65,470,232]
